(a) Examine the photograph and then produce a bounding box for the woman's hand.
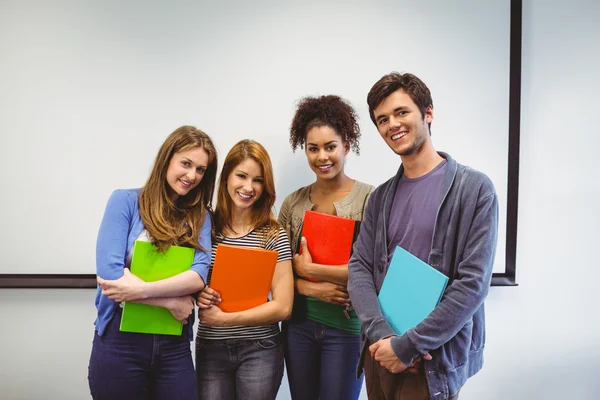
[167,296,195,324]
[292,237,314,278]
[308,281,349,306]
[198,305,230,327]
[97,269,147,302]
[196,287,221,309]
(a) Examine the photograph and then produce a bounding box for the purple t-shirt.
[387,160,447,264]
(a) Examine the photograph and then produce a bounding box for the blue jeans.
[195,335,284,400]
[282,318,364,400]
[88,307,196,400]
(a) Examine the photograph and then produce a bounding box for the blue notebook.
[378,246,449,335]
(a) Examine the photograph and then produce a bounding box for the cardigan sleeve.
[189,211,212,284]
[96,189,134,280]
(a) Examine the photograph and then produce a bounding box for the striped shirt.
[196,227,292,340]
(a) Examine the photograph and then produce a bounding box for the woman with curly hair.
[278,95,374,400]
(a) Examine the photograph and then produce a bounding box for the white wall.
[1,1,599,399]
[0,0,511,276]
[460,0,600,398]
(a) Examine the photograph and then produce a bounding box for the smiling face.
[165,146,209,202]
[373,89,433,157]
[226,158,265,213]
[305,125,349,181]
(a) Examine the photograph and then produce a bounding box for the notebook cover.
[299,210,359,281]
[378,246,449,335]
[120,241,194,335]
[209,244,279,312]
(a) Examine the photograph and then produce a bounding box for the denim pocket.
[256,335,281,349]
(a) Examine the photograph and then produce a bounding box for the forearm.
[141,270,205,299]
[348,263,395,342]
[130,297,177,309]
[347,197,396,343]
[391,271,492,365]
[222,299,292,326]
[303,263,348,285]
[295,277,315,296]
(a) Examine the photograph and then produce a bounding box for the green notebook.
[120,240,194,335]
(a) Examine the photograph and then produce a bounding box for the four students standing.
[90,72,497,400]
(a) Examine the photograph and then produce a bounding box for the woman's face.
[226,158,265,212]
[165,146,209,202]
[304,125,349,180]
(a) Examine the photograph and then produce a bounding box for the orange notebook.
[299,210,360,281]
[209,244,279,312]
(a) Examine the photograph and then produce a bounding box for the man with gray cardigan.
[348,72,498,400]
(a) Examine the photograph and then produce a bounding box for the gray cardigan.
[348,152,498,399]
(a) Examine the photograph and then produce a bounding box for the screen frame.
[0,0,521,289]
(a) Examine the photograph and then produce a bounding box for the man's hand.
[292,237,313,278]
[97,269,146,302]
[370,337,408,373]
[405,352,433,374]
[370,337,433,374]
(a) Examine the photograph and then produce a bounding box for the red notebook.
[299,210,360,281]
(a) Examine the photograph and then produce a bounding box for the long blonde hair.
[139,126,218,252]
[214,140,280,243]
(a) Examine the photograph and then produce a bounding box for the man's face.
[373,89,433,157]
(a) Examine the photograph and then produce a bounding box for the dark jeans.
[195,335,284,400]
[282,318,364,400]
[88,307,196,400]
[364,345,460,400]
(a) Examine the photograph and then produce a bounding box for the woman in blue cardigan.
[88,125,218,400]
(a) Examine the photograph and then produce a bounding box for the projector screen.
[0,1,514,281]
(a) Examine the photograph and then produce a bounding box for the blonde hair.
[139,126,218,252]
[214,140,280,243]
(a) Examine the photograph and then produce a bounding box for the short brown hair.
[367,72,433,130]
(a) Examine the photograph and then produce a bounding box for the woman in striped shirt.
[195,139,294,400]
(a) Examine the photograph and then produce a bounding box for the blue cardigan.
[348,152,498,398]
[94,188,211,337]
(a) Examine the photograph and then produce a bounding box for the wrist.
[221,311,234,327]
[301,280,316,297]
[139,282,151,300]
[164,297,177,311]
[305,262,317,279]
[391,334,420,366]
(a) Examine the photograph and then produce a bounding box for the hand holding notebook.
[196,286,222,309]
[209,244,279,312]
[119,240,195,335]
[297,210,360,281]
[97,268,147,303]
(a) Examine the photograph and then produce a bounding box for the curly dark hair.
[290,95,361,155]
